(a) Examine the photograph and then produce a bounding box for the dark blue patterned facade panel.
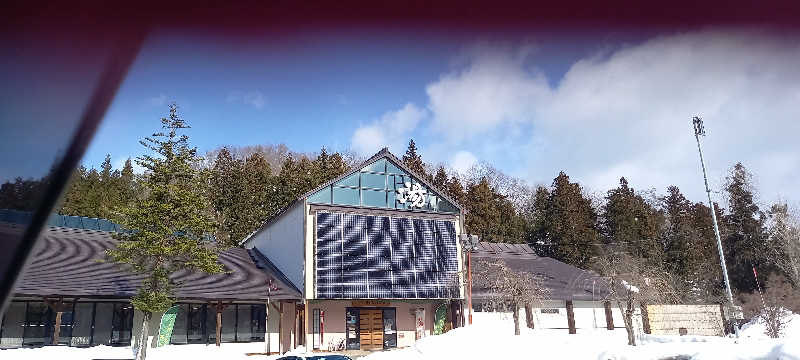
[316,211,459,299]
[343,237,366,255]
[392,245,414,262]
[366,255,391,271]
[414,244,436,258]
[317,284,342,299]
[367,271,392,298]
[343,255,367,271]
[414,256,439,272]
[342,272,368,298]
[343,213,367,230]
[392,271,416,298]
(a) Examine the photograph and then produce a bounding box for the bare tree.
[767,203,800,287]
[594,245,679,345]
[740,274,799,338]
[472,258,550,335]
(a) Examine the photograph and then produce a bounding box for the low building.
[469,242,633,334]
[0,220,301,350]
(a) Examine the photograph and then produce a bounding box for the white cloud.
[351,103,427,156]
[451,150,478,173]
[227,91,266,109]
[419,29,800,203]
[147,94,167,106]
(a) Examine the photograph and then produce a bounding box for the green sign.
[434,304,447,335]
[156,306,180,347]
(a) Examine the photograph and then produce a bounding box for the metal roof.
[10,223,301,301]
[471,242,610,302]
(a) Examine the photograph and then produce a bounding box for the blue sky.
[84,28,645,168]
[77,27,800,205]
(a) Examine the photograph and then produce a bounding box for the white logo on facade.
[396,182,427,208]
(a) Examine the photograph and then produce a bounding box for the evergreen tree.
[601,177,664,268]
[402,139,426,177]
[444,175,466,208]
[433,166,448,191]
[208,147,248,246]
[107,104,222,360]
[529,172,600,268]
[723,162,770,293]
[465,178,501,240]
[688,201,726,301]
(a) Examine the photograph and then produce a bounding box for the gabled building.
[241,148,466,351]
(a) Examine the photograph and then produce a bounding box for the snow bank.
[360,323,800,360]
[739,310,800,339]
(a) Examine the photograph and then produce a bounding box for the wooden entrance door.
[358,309,384,350]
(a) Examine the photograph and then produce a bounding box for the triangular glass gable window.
[307,157,458,214]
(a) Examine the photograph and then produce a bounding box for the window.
[111,303,133,345]
[312,309,321,350]
[307,158,459,214]
[540,308,560,314]
[22,302,49,346]
[186,304,206,344]
[333,187,359,206]
[362,189,387,208]
[308,186,331,204]
[382,308,397,348]
[360,172,387,190]
[345,308,360,350]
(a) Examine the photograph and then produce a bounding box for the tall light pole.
[692,116,737,334]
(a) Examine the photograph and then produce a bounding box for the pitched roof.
[471,242,610,301]
[240,147,463,245]
[11,223,301,301]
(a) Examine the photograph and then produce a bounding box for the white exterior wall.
[244,201,306,291]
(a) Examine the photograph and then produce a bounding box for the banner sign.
[434,304,447,335]
[156,306,181,347]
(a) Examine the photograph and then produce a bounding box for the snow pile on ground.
[361,323,800,360]
[739,309,800,339]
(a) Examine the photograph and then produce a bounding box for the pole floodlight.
[692,116,738,336]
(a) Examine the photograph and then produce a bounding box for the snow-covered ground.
[1,312,798,360]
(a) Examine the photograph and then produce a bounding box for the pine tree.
[530,172,600,268]
[601,177,664,268]
[445,176,466,207]
[402,139,426,177]
[689,201,726,301]
[208,147,247,246]
[465,178,501,240]
[433,166,448,191]
[107,104,222,360]
[723,162,770,293]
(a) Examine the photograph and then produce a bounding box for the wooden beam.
[566,300,576,334]
[278,301,283,354]
[209,301,231,347]
[43,296,72,345]
[604,301,614,330]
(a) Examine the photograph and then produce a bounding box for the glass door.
[382,308,397,348]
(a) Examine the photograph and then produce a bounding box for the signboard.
[396,182,427,208]
[415,308,425,339]
[156,306,181,347]
[352,300,390,307]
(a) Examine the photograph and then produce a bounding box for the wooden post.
[566,300,576,334]
[604,301,614,330]
[640,303,651,335]
[278,302,283,353]
[211,301,230,347]
[467,251,473,325]
[44,297,71,345]
[266,297,270,354]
